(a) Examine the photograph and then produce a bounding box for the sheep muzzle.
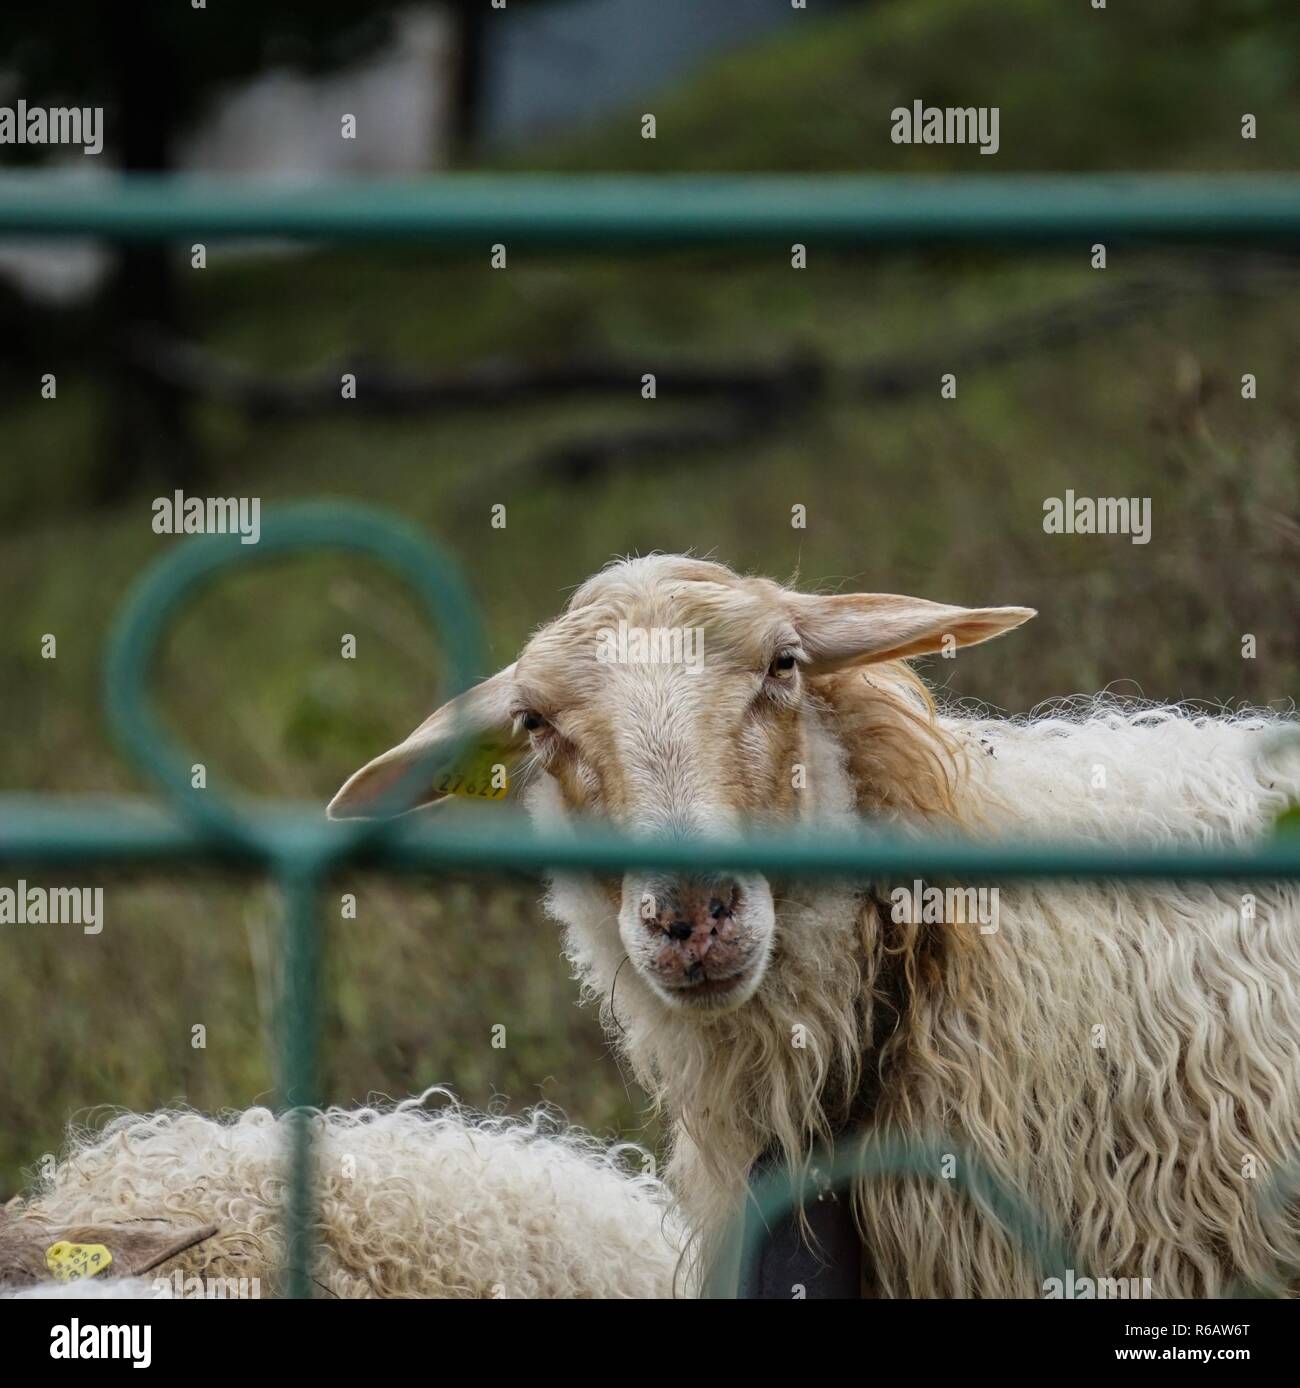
[620,872,776,1011]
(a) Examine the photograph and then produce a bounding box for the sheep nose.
[642,880,742,952]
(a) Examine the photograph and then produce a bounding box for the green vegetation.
[2,0,1298,1192]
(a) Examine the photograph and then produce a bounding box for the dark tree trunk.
[93,8,198,505]
[449,3,489,165]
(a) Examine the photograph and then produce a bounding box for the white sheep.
[7,1089,682,1298]
[331,555,1300,1297]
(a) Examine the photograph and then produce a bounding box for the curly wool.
[8,1276,160,1300]
[861,698,1300,1296]
[13,1090,682,1298]
[553,692,1300,1297]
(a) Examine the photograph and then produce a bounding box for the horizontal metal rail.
[2,796,1298,880]
[3,173,1300,245]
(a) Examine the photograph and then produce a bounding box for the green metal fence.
[3,174,1300,1299]
[4,174,1300,245]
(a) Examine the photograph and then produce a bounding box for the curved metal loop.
[711,1135,1080,1298]
[715,1134,1300,1298]
[104,501,488,863]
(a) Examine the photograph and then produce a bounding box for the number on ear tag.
[46,1241,114,1282]
[432,740,512,801]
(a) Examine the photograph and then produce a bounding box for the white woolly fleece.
[952,698,1300,846]
[539,695,1300,1297]
[12,1090,683,1299]
[8,1276,161,1300]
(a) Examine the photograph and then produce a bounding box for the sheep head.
[329,556,1033,1013]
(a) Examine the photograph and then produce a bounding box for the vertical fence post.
[278,855,326,1300]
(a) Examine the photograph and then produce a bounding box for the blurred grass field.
[2,0,1299,1193]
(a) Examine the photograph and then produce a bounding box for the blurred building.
[483,0,802,147]
[0,0,811,301]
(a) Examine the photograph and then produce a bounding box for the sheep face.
[511,579,802,1011]
[328,555,1033,1015]
[518,563,823,1010]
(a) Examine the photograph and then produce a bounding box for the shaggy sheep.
[331,555,1300,1297]
[8,1275,160,1301]
[7,1090,682,1298]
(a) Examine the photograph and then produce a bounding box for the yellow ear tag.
[46,1241,114,1282]
[432,740,512,801]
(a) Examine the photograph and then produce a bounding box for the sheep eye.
[521,711,548,733]
[768,652,798,678]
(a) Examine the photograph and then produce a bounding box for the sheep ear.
[790,593,1035,674]
[327,664,525,820]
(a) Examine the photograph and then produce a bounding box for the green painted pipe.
[2,796,1299,880]
[2,174,1300,245]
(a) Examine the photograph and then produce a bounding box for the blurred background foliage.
[2,0,1298,1192]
